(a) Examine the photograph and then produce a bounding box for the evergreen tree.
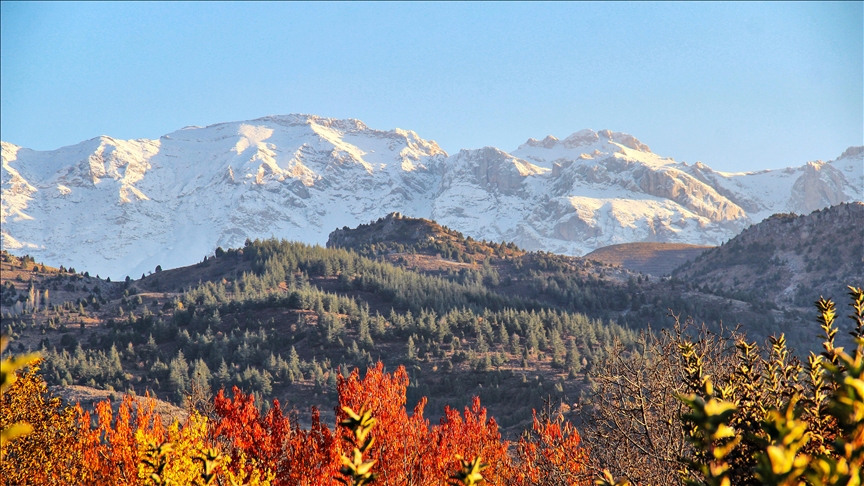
[565,337,582,377]
[108,344,123,379]
[191,359,212,396]
[287,346,302,382]
[372,313,387,337]
[168,350,190,400]
[150,357,169,380]
[406,335,417,362]
[358,315,374,347]
[214,358,231,386]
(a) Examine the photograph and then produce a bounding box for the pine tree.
[191,359,212,396]
[497,323,509,347]
[406,336,417,362]
[565,337,581,377]
[288,346,302,382]
[358,315,374,347]
[168,350,190,400]
[108,345,123,379]
[373,313,387,337]
[214,358,231,386]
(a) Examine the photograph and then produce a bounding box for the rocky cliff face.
[2,114,861,278]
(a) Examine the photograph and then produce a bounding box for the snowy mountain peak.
[514,129,656,169]
[597,129,652,153]
[520,129,651,153]
[523,135,560,149]
[2,115,861,278]
[840,146,864,159]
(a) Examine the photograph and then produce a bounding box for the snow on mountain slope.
[2,116,861,278]
[681,148,862,222]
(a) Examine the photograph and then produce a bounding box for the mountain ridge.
[672,201,864,310]
[2,114,861,278]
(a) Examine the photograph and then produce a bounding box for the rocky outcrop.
[636,167,746,221]
[789,161,853,214]
[443,147,543,196]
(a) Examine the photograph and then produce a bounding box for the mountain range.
[2,114,861,278]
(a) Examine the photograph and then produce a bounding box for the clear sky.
[1,1,861,172]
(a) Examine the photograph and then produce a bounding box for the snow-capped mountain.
[2,114,861,278]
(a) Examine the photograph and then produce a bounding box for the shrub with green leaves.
[677,286,864,486]
[590,286,864,486]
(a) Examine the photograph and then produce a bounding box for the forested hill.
[2,204,850,436]
[327,212,527,261]
[1,244,643,435]
[322,213,793,342]
[335,210,864,354]
[673,202,864,310]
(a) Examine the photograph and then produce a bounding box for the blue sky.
[1,1,861,172]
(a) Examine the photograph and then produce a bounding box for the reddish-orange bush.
[337,363,433,484]
[430,397,515,484]
[212,387,337,485]
[517,410,590,485]
[76,396,167,484]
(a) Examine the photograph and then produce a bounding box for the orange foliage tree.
[336,363,434,484]
[338,362,589,485]
[1,363,260,485]
[75,396,167,484]
[0,364,85,485]
[516,409,591,485]
[212,387,337,485]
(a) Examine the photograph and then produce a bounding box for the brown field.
[584,242,713,276]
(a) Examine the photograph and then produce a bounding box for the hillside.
[327,212,527,262]
[583,242,713,276]
[3,114,861,279]
[1,245,640,436]
[324,215,826,351]
[3,206,857,436]
[673,202,864,311]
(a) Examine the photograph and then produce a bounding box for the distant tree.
[406,336,417,362]
[155,265,162,273]
[214,358,231,386]
[358,316,374,347]
[565,338,581,377]
[168,350,190,400]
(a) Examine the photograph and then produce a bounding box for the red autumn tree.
[212,387,337,485]
[517,409,591,485]
[429,397,516,484]
[336,363,432,484]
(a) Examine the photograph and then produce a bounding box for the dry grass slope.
[584,242,713,276]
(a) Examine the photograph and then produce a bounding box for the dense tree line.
[26,239,638,426]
